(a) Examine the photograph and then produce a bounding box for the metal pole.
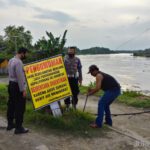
[83,95,88,112]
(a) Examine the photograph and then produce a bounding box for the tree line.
[1,25,150,61]
[0,25,67,62]
[133,49,150,57]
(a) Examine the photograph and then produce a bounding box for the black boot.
[14,127,29,134]
[6,123,15,131]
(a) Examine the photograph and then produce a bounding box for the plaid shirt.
[64,55,82,80]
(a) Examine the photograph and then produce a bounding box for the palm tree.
[34,30,67,58]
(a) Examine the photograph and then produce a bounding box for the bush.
[0,84,8,111]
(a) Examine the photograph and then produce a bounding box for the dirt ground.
[78,95,150,139]
[0,94,150,150]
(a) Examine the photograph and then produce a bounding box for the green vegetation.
[0,25,67,62]
[0,74,8,77]
[133,49,150,57]
[78,47,113,55]
[79,82,104,96]
[1,25,32,54]
[0,83,108,137]
[118,90,150,108]
[1,83,149,137]
[1,25,150,62]
[34,30,67,56]
[76,47,134,55]
[79,85,150,108]
[25,107,108,137]
[0,84,8,111]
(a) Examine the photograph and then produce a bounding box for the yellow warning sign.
[24,55,72,109]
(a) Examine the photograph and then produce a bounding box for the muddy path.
[78,95,150,143]
[0,116,148,150]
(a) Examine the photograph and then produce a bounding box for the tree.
[46,30,67,56]
[4,25,33,54]
[78,47,112,55]
[34,36,47,51]
[34,30,67,59]
[0,35,5,50]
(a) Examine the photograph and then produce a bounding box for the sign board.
[24,55,72,110]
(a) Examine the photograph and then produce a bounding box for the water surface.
[78,53,150,95]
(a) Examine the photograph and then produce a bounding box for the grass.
[79,83,104,96]
[79,85,150,108]
[0,83,8,112]
[0,74,8,77]
[1,83,149,137]
[25,105,108,137]
[0,83,108,137]
[118,90,150,108]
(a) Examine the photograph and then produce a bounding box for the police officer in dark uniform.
[7,47,29,134]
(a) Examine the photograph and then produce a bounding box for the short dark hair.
[17,47,28,54]
[88,65,99,73]
[68,46,76,50]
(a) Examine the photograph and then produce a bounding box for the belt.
[68,74,76,78]
[9,80,17,83]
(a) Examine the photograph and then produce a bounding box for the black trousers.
[64,77,79,105]
[7,81,26,129]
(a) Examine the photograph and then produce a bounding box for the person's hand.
[23,90,26,98]
[87,88,92,96]
[88,88,92,92]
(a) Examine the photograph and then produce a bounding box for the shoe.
[89,123,101,128]
[14,127,29,134]
[6,124,15,131]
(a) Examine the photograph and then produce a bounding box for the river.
[78,53,150,95]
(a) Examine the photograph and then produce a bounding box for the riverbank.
[0,93,150,149]
[0,115,142,150]
[79,85,150,108]
[0,83,150,149]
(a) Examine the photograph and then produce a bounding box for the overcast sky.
[0,0,150,50]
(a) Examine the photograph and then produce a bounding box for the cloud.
[105,35,111,39]
[34,7,76,24]
[131,16,141,26]
[0,0,6,8]
[102,19,109,24]
[6,0,28,6]
[1,0,150,50]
